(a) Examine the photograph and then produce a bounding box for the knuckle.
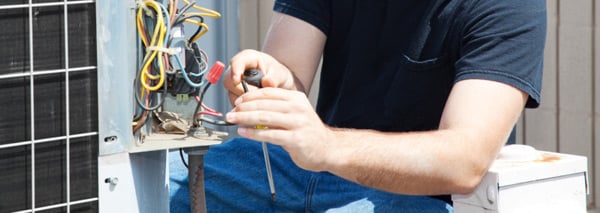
[239,49,257,55]
[257,115,270,124]
[289,132,302,143]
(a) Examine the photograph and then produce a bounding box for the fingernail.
[238,127,248,135]
[226,112,235,122]
[234,97,242,106]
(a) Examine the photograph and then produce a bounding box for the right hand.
[223,49,296,105]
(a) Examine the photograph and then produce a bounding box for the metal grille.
[0,0,98,212]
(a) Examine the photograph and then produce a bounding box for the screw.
[105,177,119,186]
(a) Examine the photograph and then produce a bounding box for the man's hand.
[223,50,297,104]
[226,87,335,172]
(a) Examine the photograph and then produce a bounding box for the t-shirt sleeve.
[273,0,330,35]
[455,0,546,108]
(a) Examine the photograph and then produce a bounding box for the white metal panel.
[96,0,137,155]
[98,153,140,213]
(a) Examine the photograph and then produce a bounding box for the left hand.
[226,87,335,172]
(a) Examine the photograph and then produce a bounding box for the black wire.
[171,14,206,45]
[173,2,195,25]
[179,148,189,169]
[194,81,247,126]
[193,84,211,126]
[200,117,236,126]
[186,16,206,43]
[192,84,235,127]
[134,79,168,111]
[173,14,204,28]
[241,80,250,93]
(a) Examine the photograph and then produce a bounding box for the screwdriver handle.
[243,69,264,88]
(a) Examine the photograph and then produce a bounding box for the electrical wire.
[192,84,234,127]
[136,1,169,91]
[179,148,189,168]
[172,53,205,88]
[182,0,221,18]
[134,64,168,111]
[185,19,209,43]
[192,84,211,127]
[133,0,223,130]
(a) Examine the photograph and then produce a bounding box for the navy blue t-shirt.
[275,0,545,132]
[274,0,545,203]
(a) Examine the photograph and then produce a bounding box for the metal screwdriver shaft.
[261,131,277,200]
[242,69,277,201]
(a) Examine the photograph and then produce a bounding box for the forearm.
[229,80,524,196]
[262,12,325,95]
[323,127,503,195]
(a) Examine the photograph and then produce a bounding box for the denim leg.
[204,138,453,213]
[309,173,454,213]
[204,137,312,212]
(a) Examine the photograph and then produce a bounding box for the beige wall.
[239,0,600,210]
[239,0,274,50]
[517,0,600,210]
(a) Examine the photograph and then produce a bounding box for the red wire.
[194,96,219,113]
[196,111,223,117]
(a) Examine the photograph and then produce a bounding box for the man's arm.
[225,2,533,195]
[224,12,325,101]
[262,12,325,94]
[325,79,527,195]
[228,78,527,195]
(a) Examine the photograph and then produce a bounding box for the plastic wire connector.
[146,46,178,55]
[136,0,151,16]
[206,61,225,84]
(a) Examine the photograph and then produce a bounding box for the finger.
[227,91,240,106]
[234,99,294,114]
[223,68,246,98]
[237,127,292,146]
[229,49,266,85]
[236,88,304,104]
[226,110,302,129]
[262,77,277,88]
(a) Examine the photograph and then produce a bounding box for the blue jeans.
[201,138,453,212]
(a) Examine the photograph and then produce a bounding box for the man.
[203,0,546,212]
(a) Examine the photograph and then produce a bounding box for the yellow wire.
[139,1,163,81]
[182,0,222,18]
[184,19,209,42]
[136,0,167,91]
[135,0,221,92]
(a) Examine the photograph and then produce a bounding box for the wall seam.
[555,0,561,153]
[591,0,597,208]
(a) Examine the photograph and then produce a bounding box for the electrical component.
[133,0,226,133]
[207,61,225,84]
[192,61,233,127]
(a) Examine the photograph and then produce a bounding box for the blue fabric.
[202,138,453,212]
[170,150,192,213]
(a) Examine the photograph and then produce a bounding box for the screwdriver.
[242,69,277,201]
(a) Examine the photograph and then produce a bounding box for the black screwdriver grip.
[243,69,264,88]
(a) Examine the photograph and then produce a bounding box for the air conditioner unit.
[0,1,98,212]
[1,0,238,212]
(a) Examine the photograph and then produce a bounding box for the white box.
[452,147,588,213]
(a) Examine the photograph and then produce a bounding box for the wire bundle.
[133,0,228,132]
